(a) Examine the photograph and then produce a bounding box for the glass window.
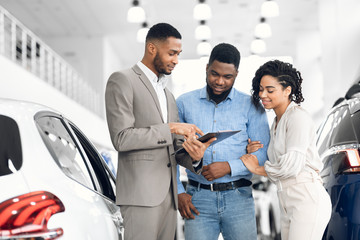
[35,116,94,190]
[69,123,116,201]
[317,112,335,155]
[0,115,22,176]
[330,107,357,146]
[351,111,360,143]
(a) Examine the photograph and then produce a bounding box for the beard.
[206,77,234,104]
[154,53,171,75]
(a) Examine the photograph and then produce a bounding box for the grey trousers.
[120,189,177,240]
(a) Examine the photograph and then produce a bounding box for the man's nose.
[216,77,225,85]
[172,55,178,65]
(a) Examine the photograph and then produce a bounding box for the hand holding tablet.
[174,130,241,155]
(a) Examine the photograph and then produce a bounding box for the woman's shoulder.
[286,104,313,125]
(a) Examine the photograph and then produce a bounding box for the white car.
[0,98,124,239]
[252,176,281,240]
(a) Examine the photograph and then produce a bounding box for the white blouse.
[264,102,323,182]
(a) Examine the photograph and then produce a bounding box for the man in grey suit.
[105,23,214,240]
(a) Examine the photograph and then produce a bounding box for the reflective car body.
[252,176,281,240]
[316,97,360,240]
[0,98,124,239]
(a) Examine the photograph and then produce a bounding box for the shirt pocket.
[225,117,248,144]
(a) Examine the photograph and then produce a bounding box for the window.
[351,110,360,142]
[69,123,116,201]
[35,116,95,190]
[330,107,357,147]
[316,112,335,155]
[0,115,22,176]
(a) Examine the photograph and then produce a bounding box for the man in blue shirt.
[176,43,270,240]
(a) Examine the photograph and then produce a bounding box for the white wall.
[0,55,113,150]
[45,36,106,117]
[319,0,360,110]
[294,30,324,126]
[103,37,124,83]
[45,35,129,119]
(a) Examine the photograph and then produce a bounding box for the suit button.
[167,163,171,168]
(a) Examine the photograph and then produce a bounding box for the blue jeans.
[184,184,257,240]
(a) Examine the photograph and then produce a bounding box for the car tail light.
[340,148,360,173]
[0,191,65,240]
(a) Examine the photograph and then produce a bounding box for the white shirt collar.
[137,61,169,89]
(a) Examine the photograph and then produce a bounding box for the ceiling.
[0,0,318,68]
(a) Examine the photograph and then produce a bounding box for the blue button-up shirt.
[177,86,270,194]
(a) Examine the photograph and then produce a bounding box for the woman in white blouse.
[240,60,331,240]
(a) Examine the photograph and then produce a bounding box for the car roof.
[0,98,60,118]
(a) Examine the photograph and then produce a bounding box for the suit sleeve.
[173,97,203,174]
[105,71,173,152]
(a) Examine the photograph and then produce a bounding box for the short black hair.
[208,43,241,70]
[251,60,304,108]
[146,23,181,42]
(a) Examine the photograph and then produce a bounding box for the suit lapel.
[132,65,164,122]
[165,88,172,122]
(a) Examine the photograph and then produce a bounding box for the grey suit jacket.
[105,64,202,209]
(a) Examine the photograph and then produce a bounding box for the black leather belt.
[188,179,252,191]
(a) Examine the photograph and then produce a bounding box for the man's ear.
[147,42,157,56]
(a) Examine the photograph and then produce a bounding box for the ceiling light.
[195,20,211,40]
[250,39,266,54]
[193,0,212,20]
[197,41,212,56]
[137,22,149,43]
[254,18,272,38]
[261,0,279,18]
[127,0,146,23]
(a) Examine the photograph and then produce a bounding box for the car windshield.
[0,115,22,176]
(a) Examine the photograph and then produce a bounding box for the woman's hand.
[240,154,259,173]
[240,154,267,176]
[246,138,263,154]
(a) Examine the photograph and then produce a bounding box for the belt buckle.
[210,183,214,191]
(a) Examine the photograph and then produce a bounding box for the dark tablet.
[173,130,241,155]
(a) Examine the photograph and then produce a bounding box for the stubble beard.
[154,53,171,75]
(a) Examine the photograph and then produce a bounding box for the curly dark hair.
[251,60,304,108]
